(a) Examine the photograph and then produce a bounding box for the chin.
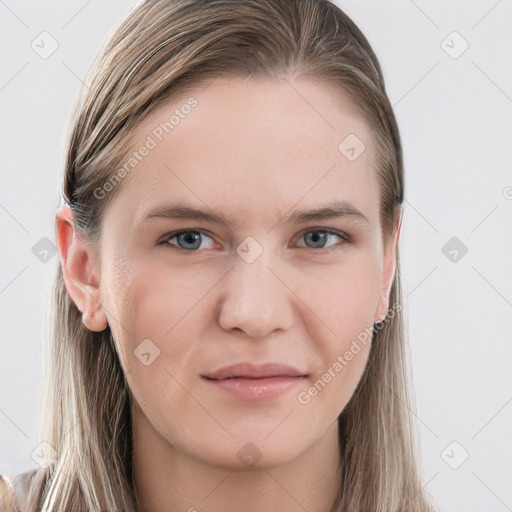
[192,435,303,471]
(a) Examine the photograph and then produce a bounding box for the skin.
[56,76,400,512]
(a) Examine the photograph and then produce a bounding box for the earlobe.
[81,288,109,332]
[55,206,109,332]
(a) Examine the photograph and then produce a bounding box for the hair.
[16,0,437,510]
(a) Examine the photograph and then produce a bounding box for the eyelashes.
[298,229,349,250]
[162,230,217,251]
[160,228,350,252]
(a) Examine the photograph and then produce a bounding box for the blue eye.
[162,230,216,251]
[161,229,349,251]
[298,229,349,250]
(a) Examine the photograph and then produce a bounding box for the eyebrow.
[140,200,370,228]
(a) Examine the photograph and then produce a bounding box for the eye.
[161,230,216,251]
[160,228,349,252]
[296,229,349,250]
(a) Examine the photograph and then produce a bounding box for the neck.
[132,407,341,512]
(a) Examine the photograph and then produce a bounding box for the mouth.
[202,362,308,380]
[201,363,308,401]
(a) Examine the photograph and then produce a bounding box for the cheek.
[293,253,382,343]
[104,261,208,437]
[291,254,380,411]
[107,252,198,333]
[105,257,219,377]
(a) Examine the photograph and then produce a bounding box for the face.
[62,76,398,470]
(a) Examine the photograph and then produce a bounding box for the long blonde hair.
[19,0,437,510]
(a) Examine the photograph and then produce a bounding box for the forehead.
[103,76,379,229]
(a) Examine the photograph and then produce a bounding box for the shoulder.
[0,474,18,511]
[0,472,31,512]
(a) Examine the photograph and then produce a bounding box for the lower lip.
[202,376,307,401]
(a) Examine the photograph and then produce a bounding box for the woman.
[1,0,438,510]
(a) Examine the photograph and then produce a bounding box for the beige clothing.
[0,473,30,512]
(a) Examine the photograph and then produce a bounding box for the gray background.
[1,1,511,511]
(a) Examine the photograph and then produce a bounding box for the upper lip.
[202,363,307,380]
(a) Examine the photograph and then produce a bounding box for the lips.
[202,362,307,380]
[202,363,309,401]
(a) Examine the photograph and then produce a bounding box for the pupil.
[307,232,326,248]
[179,232,200,249]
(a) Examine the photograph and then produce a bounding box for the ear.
[55,205,108,332]
[374,208,402,323]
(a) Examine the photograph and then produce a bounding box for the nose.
[215,245,294,338]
